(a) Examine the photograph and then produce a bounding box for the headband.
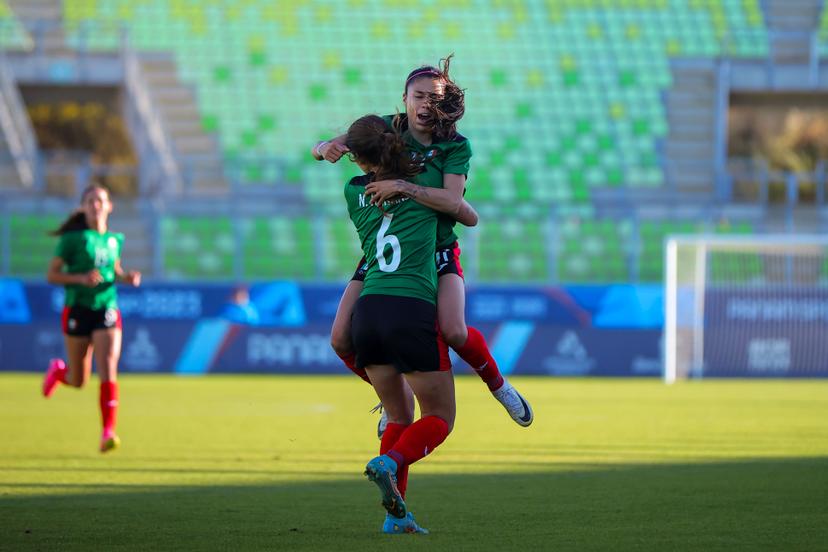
[404,67,441,91]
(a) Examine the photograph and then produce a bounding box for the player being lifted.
[314,55,533,430]
[42,184,142,453]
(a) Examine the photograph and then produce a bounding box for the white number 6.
[376,215,401,273]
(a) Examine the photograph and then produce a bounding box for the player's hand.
[365,180,403,206]
[124,270,142,287]
[80,269,103,287]
[321,140,350,163]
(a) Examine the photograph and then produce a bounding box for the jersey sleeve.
[443,139,472,176]
[115,233,125,260]
[54,233,74,262]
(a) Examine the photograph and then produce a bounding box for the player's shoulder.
[383,113,408,132]
[348,173,372,187]
[107,232,125,247]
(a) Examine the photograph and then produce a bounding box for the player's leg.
[92,314,122,453]
[438,258,533,427]
[57,335,94,390]
[331,268,369,383]
[44,307,90,395]
[363,363,411,519]
[363,365,430,535]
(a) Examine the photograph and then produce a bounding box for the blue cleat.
[364,454,406,518]
[382,512,429,534]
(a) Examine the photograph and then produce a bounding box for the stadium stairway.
[663,61,719,200]
[7,0,67,55]
[110,198,154,276]
[137,55,227,194]
[763,0,822,64]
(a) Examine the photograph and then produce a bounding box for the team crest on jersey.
[104,309,118,327]
[410,148,440,173]
[108,237,118,248]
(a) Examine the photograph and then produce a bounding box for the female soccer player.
[344,114,477,534]
[315,57,533,428]
[42,184,142,453]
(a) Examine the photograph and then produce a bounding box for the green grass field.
[1,374,826,551]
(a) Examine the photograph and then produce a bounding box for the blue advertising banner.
[704,288,828,377]
[0,279,669,377]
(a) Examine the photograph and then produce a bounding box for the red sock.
[381,422,410,498]
[387,416,449,469]
[454,326,504,391]
[337,351,370,384]
[99,381,119,434]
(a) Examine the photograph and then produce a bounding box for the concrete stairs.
[762,0,822,64]
[662,62,719,199]
[7,0,67,55]
[137,56,227,194]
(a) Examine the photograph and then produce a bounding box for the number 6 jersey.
[344,173,437,304]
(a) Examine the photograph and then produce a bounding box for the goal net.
[664,235,828,382]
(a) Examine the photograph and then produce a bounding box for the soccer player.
[314,56,533,429]
[42,184,142,453]
[344,114,476,534]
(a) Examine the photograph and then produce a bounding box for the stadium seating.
[821,5,828,56]
[0,1,779,283]
[7,214,62,277]
[50,0,767,203]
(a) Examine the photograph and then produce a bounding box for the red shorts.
[62,306,122,337]
[435,241,464,279]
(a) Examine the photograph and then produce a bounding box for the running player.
[42,184,141,453]
[345,114,476,534]
[314,56,533,428]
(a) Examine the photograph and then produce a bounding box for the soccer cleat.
[42,358,66,398]
[100,432,121,453]
[364,454,406,519]
[370,402,389,440]
[382,512,429,535]
[377,409,389,440]
[492,380,534,427]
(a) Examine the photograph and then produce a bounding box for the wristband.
[314,140,329,159]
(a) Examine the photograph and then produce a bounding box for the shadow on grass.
[1,457,826,552]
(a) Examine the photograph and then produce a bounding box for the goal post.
[664,234,828,383]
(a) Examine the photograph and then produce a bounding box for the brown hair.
[51,183,110,235]
[405,54,466,141]
[345,114,419,182]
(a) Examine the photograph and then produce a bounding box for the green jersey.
[55,230,124,310]
[345,173,438,304]
[383,114,472,249]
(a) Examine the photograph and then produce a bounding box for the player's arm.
[455,199,479,227]
[46,257,101,287]
[114,259,142,287]
[365,174,477,226]
[311,134,349,163]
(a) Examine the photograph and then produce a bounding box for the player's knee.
[65,375,84,388]
[440,325,468,349]
[330,333,352,357]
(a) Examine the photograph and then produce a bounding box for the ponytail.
[345,115,418,182]
[50,210,88,236]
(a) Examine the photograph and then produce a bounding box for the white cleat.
[371,402,389,440]
[492,380,533,427]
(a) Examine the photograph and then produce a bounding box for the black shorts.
[351,294,451,373]
[350,241,464,281]
[62,306,122,337]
